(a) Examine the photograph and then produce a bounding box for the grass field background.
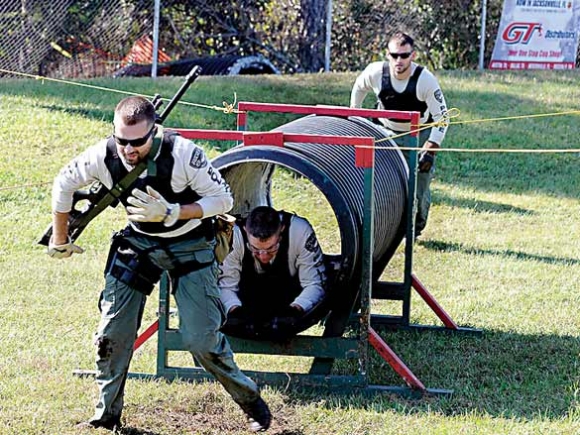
[0,70,579,434]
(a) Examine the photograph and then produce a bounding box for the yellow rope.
[0,181,52,192]
[4,67,580,123]
[366,145,580,153]
[168,92,241,113]
[376,106,580,144]
[2,67,580,156]
[421,107,461,128]
[375,108,459,143]
[0,68,241,114]
[5,67,580,125]
[447,109,580,125]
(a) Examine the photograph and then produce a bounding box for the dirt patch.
[123,397,303,435]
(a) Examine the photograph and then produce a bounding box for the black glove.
[277,305,304,319]
[418,151,435,173]
[270,316,297,331]
[222,306,261,337]
[225,306,252,327]
[270,305,304,330]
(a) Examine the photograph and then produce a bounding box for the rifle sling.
[70,128,163,239]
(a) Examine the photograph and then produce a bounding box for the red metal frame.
[369,327,426,391]
[128,102,457,394]
[243,131,285,147]
[134,319,159,351]
[236,101,416,122]
[133,323,433,394]
[412,274,459,329]
[176,129,375,168]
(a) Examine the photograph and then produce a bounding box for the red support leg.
[133,319,159,351]
[411,274,458,329]
[369,327,426,391]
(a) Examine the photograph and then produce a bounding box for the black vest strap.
[377,63,428,124]
[238,211,302,318]
[105,131,205,235]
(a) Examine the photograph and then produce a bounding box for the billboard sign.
[490,0,580,69]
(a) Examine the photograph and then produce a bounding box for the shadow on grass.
[418,239,580,267]
[37,103,111,122]
[111,327,578,426]
[288,327,579,421]
[433,191,535,215]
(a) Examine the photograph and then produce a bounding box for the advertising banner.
[490,0,580,69]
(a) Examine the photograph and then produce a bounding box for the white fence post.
[325,0,333,72]
[479,0,487,70]
[152,0,161,78]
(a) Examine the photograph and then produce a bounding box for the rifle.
[38,65,202,247]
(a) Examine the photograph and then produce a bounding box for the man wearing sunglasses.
[219,206,326,337]
[350,31,449,238]
[48,96,271,432]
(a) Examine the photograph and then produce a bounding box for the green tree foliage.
[156,0,497,72]
[331,0,503,71]
[156,0,327,73]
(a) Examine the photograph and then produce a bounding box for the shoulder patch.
[434,89,443,104]
[189,147,208,169]
[304,232,319,253]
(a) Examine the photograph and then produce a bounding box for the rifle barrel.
[158,65,202,124]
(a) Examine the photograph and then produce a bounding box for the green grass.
[1,70,580,434]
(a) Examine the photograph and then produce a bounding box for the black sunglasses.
[113,125,156,147]
[389,51,413,60]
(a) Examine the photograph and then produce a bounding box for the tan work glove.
[126,186,180,227]
[47,236,84,259]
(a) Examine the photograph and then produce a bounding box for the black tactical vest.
[104,131,202,235]
[238,211,302,317]
[377,63,428,124]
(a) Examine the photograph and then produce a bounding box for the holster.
[104,230,163,296]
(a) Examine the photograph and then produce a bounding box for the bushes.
[153,0,503,72]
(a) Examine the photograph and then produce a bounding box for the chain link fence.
[0,0,156,78]
[0,0,542,79]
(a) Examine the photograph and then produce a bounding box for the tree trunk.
[298,0,326,72]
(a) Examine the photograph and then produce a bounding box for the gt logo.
[502,22,542,44]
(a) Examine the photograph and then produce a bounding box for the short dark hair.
[114,96,156,126]
[245,206,282,240]
[388,31,414,48]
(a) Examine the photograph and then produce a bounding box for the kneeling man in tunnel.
[219,206,327,338]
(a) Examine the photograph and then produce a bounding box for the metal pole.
[152,0,161,78]
[479,0,487,70]
[358,140,375,382]
[324,0,333,72]
[402,113,421,325]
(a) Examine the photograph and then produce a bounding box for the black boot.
[238,396,271,432]
[77,416,121,431]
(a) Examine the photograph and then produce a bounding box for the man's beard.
[123,152,143,167]
[394,63,410,76]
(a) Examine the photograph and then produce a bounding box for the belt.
[125,218,215,243]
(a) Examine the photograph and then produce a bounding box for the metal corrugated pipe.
[212,115,409,294]
[213,116,408,275]
[273,115,409,279]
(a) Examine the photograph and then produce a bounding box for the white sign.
[490,0,580,69]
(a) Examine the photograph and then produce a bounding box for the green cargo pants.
[390,128,434,236]
[91,231,260,424]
